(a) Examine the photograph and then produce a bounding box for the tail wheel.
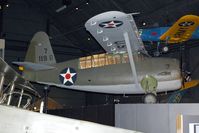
[143,93,157,103]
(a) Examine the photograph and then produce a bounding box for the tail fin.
[15,32,56,81]
[25,31,56,64]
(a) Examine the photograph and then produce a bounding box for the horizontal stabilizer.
[12,61,55,71]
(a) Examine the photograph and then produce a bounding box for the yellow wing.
[160,15,199,43]
[181,80,199,90]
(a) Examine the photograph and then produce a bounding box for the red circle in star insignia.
[108,23,114,27]
[65,74,71,79]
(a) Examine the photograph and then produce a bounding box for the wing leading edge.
[85,11,147,55]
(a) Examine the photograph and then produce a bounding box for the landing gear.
[143,93,157,104]
[141,75,158,103]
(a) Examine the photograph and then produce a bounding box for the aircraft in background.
[140,27,199,42]
[140,15,199,54]
[12,11,199,103]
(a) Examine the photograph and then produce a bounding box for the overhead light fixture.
[85,0,89,4]
[56,0,72,13]
[142,22,146,26]
[0,0,9,10]
[56,5,67,13]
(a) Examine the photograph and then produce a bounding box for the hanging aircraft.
[0,58,138,132]
[12,11,199,103]
[159,15,199,43]
[140,27,199,42]
[140,15,199,54]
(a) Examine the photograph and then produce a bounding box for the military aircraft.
[140,15,199,54]
[141,26,199,42]
[141,15,199,43]
[12,11,199,103]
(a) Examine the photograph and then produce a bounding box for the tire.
[143,93,157,104]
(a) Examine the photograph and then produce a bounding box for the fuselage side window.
[78,52,145,69]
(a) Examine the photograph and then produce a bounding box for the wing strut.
[123,32,140,89]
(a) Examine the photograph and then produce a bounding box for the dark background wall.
[48,104,115,126]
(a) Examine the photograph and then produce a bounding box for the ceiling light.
[56,0,72,13]
[56,5,67,13]
[142,22,146,26]
[85,0,89,4]
[75,7,79,10]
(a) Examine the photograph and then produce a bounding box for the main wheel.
[143,93,157,103]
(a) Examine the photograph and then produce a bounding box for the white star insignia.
[60,68,76,84]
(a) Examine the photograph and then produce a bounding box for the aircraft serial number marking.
[39,55,47,61]
[38,55,53,62]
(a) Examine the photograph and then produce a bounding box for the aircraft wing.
[85,11,147,54]
[0,58,39,96]
[160,15,199,43]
